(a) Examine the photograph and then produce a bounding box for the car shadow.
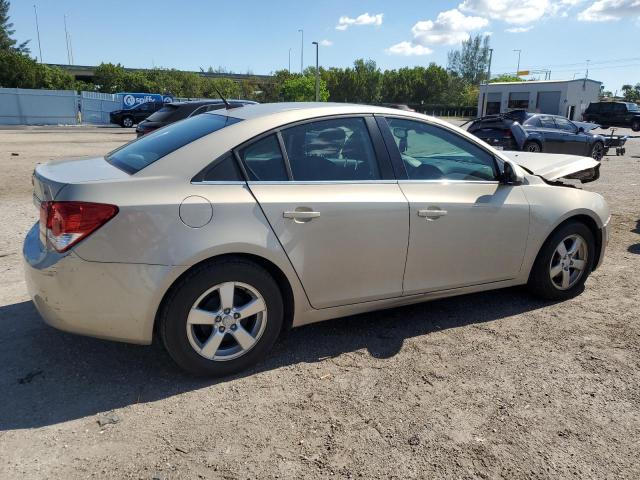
[0,288,553,430]
[628,219,640,254]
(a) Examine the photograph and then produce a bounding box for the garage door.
[536,91,561,115]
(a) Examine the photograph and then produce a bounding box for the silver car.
[24,103,610,376]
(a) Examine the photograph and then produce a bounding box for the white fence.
[0,88,79,125]
[80,91,121,124]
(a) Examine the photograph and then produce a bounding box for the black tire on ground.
[121,116,134,128]
[528,221,595,301]
[523,141,541,153]
[160,258,284,376]
[590,141,605,161]
[632,120,640,132]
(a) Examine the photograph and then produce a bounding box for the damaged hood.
[503,151,600,183]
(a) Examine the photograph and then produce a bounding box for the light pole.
[513,49,522,75]
[33,5,43,63]
[64,14,71,64]
[298,29,304,73]
[487,48,493,82]
[482,48,493,116]
[312,41,319,101]
[288,48,292,73]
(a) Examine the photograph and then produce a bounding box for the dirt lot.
[1,124,639,479]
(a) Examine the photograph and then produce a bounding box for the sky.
[8,0,640,93]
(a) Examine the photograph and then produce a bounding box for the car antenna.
[212,86,234,110]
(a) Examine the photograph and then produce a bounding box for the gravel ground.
[1,124,639,480]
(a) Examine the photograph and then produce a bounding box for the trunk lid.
[503,151,600,183]
[33,156,130,202]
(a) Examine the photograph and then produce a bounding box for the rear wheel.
[632,120,640,132]
[121,116,134,128]
[528,222,595,300]
[523,141,541,153]
[160,259,283,376]
[590,141,604,161]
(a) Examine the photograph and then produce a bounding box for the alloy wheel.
[186,281,267,361]
[525,142,541,152]
[549,234,588,290]
[591,143,604,161]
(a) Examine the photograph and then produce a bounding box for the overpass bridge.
[46,64,274,84]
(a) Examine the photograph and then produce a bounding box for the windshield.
[106,114,242,174]
[146,104,180,122]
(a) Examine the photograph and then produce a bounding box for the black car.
[582,101,640,131]
[109,101,164,128]
[136,99,257,137]
[467,110,606,160]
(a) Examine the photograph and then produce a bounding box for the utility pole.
[513,49,521,75]
[63,15,71,65]
[288,48,292,73]
[298,29,304,73]
[487,48,493,82]
[585,59,590,79]
[312,41,319,101]
[33,5,43,63]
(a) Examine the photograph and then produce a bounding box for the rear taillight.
[40,201,118,252]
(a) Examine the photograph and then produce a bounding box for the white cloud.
[506,25,534,32]
[336,12,383,30]
[578,0,640,21]
[319,39,333,47]
[385,41,433,56]
[459,0,550,24]
[411,9,489,45]
[386,8,487,57]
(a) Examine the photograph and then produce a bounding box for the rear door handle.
[418,208,448,218]
[283,210,321,220]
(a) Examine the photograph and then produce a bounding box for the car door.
[599,102,614,126]
[537,115,564,153]
[612,103,628,126]
[378,117,530,295]
[553,117,588,155]
[242,116,409,309]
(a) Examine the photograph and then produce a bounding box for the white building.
[477,79,601,120]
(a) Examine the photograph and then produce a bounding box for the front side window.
[386,118,498,181]
[628,103,638,112]
[281,117,381,181]
[554,117,577,132]
[107,114,242,174]
[239,134,288,181]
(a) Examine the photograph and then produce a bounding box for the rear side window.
[107,114,242,174]
[628,103,639,112]
[540,116,556,128]
[586,103,600,113]
[524,116,541,127]
[200,153,243,182]
[239,134,288,181]
[281,117,381,181]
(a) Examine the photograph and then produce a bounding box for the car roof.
[213,102,428,121]
[169,99,256,107]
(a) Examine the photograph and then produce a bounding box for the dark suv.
[583,101,640,131]
[109,101,164,128]
[136,99,257,137]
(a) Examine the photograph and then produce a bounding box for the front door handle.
[283,210,321,220]
[418,208,448,219]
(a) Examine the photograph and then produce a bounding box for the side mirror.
[502,161,523,185]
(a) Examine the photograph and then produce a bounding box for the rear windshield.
[106,114,242,174]
[146,104,180,122]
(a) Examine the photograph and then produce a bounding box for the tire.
[121,116,134,128]
[528,221,595,301]
[523,141,541,153]
[590,141,604,161]
[632,120,640,132]
[160,258,284,376]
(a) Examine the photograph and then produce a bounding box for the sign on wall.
[118,93,174,110]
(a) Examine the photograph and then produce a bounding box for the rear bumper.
[23,223,186,345]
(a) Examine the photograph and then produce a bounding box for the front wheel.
[528,222,595,300]
[523,141,541,153]
[121,116,134,128]
[632,120,640,132]
[160,259,284,376]
[590,141,604,161]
